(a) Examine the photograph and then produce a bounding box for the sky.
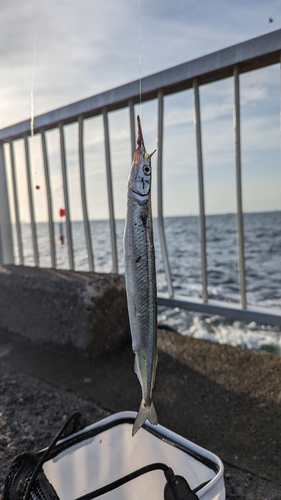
[1,0,281,223]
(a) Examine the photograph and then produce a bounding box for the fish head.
[128,116,155,201]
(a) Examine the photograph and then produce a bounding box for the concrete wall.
[0,265,130,357]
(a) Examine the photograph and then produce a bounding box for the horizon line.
[16,208,281,224]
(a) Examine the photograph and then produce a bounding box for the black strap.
[76,463,169,500]
[75,463,200,500]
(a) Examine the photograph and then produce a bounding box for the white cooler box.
[42,411,225,500]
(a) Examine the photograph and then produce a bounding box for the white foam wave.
[181,316,281,354]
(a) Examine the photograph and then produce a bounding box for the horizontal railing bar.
[157,293,281,326]
[1,29,281,142]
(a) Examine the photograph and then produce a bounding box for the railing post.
[193,78,208,303]
[157,89,173,297]
[78,115,94,272]
[78,115,95,271]
[41,130,56,268]
[59,123,75,270]
[129,98,136,160]
[9,140,24,265]
[102,108,118,273]
[24,134,39,266]
[0,143,14,264]
[233,65,247,308]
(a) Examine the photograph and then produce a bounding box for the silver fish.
[124,115,158,436]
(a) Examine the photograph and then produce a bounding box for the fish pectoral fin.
[132,401,158,436]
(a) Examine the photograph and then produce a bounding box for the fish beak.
[137,115,144,150]
[133,115,146,166]
[132,115,156,173]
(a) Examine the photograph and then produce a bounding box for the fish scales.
[124,115,158,436]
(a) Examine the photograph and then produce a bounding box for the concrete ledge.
[0,265,130,357]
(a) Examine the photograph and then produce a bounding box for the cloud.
[1,0,281,129]
[2,0,281,221]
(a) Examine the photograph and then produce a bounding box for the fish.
[124,115,158,436]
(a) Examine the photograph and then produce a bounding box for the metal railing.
[0,29,281,326]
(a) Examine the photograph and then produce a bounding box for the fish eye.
[143,165,151,175]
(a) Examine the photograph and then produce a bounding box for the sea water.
[15,211,281,354]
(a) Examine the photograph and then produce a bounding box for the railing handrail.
[0,29,281,142]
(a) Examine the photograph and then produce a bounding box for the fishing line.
[30,0,40,137]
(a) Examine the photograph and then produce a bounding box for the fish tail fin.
[132,401,158,436]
